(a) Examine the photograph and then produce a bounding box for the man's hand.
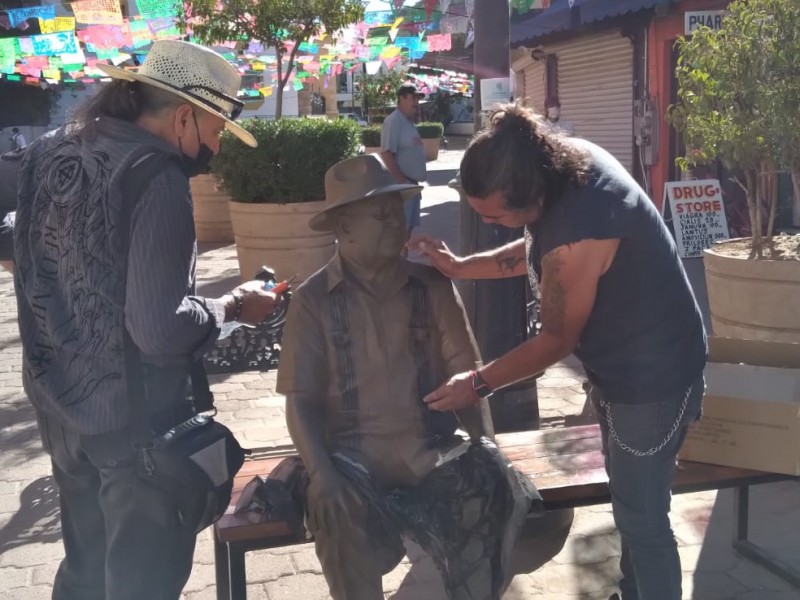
[226,280,279,325]
[407,234,464,279]
[424,371,479,412]
[306,468,365,531]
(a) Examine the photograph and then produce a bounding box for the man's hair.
[11,128,19,134]
[71,80,187,137]
[460,102,589,213]
[397,83,420,100]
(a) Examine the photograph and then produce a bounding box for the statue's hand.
[306,468,365,531]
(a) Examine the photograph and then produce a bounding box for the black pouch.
[136,411,246,533]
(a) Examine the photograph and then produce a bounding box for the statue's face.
[335,193,406,260]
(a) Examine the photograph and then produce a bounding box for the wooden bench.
[213,424,799,600]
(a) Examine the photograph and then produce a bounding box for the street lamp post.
[459,0,539,433]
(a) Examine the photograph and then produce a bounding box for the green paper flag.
[0,39,16,69]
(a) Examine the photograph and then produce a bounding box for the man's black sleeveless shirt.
[526,139,707,403]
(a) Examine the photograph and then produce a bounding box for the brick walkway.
[1,146,799,599]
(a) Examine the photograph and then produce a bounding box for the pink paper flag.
[78,24,133,50]
[426,34,452,52]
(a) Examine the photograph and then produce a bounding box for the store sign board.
[685,10,728,35]
[665,179,730,258]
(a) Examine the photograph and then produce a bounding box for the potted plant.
[190,173,234,243]
[211,117,361,281]
[669,0,800,343]
[361,126,382,155]
[416,122,444,161]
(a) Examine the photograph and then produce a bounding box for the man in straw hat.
[276,153,539,600]
[10,40,277,599]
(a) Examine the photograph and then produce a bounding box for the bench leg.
[732,485,800,589]
[215,537,232,600]
[228,543,248,600]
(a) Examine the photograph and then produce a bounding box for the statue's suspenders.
[329,285,361,452]
[328,277,458,451]
[409,277,458,446]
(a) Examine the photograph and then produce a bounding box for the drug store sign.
[665,180,730,258]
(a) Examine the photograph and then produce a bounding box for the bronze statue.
[276,154,537,600]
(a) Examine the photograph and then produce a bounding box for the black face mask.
[180,112,215,178]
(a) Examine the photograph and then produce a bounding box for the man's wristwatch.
[229,291,244,322]
[469,370,494,399]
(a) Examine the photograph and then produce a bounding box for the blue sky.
[365,0,409,12]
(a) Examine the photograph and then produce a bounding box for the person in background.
[381,83,427,241]
[10,40,278,600]
[9,127,27,150]
[412,102,707,600]
[543,99,574,136]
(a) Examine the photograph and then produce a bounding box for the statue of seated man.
[276,154,538,600]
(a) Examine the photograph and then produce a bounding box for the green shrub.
[370,115,385,125]
[361,126,382,147]
[416,122,444,139]
[211,117,361,203]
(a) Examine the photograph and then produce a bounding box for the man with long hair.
[9,41,277,599]
[413,103,707,600]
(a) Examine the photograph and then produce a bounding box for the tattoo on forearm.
[495,254,524,275]
[540,250,567,336]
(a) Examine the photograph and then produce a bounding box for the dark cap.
[397,83,424,99]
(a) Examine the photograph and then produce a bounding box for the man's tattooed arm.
[493,244,528,277]
[539,248,568,337]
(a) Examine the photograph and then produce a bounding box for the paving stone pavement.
[1,147,800,599]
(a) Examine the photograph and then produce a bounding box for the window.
[544,54,559,108]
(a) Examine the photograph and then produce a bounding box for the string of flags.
[0,0,549,96]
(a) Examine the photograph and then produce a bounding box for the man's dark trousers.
[36,410,197,600]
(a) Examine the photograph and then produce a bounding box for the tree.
[669,0,800,252]
[760,0,800,228]
[181,0,365,118]
[355,68,407,122]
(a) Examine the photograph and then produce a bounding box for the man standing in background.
[381,83,427,240]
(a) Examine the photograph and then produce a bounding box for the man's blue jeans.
[590,377,704,600]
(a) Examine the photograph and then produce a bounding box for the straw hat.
[308,154,422,232]
[97,40,256,147]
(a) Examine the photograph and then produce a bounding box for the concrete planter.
[228,200,335,283]
[422,137,441,161]
[190,175,233,243]
[704,237,800,342]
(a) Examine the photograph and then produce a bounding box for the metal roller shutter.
[554,31,634,172]
[523,61,546,115]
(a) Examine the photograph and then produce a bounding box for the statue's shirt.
[277,254,480,487]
